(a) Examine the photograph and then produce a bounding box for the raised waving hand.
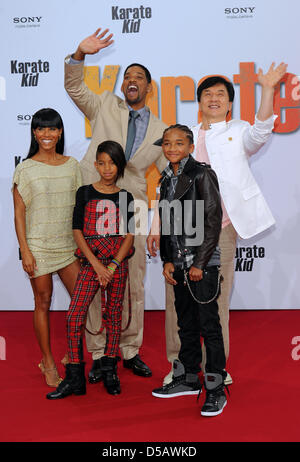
[258,62,288,89]
[257,62,288,121]
[73,28,114,60]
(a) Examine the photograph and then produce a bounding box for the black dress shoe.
[123,354,152,377]
[88,359,103,384]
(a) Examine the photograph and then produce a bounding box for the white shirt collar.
[200,120,227,132]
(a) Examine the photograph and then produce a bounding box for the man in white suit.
[148,62,287,387]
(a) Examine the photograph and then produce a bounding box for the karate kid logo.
[0,76,5,100]
[235,245,265,271]
[82,62,300,207]
[15,156,24,167]
[10,59,50,87]
[111,5,152,33]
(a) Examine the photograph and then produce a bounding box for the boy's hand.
[163,263,177,285]
[189,266,203,281]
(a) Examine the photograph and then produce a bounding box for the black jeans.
[173,267,226,375]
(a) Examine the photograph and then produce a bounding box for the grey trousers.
[165,223,237,369]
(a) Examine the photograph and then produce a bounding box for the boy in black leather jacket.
[152,124,228,417]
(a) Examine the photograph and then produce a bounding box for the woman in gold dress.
[13,108,82,387]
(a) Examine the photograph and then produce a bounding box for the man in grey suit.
[65,28,167,380]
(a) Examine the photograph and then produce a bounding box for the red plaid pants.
[67,257,128,362]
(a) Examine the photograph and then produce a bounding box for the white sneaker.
[153,375,202,398]
[201,373,228,417]
[224,371,233,385]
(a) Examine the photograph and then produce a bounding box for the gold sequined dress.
[13,157,82,277]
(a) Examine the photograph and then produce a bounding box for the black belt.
[84,234,121,238]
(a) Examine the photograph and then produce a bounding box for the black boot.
[88,359,103,384]
[46,362,86,400]
[100,356,121,395]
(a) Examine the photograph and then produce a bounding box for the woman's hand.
[13,185,36,277]
[93,260,113,286]
[21,249,37,278]
[101,263,118,289]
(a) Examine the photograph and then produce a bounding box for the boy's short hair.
[96,140,126,180]
[162,124,194,145]
[123,63,152,83]
[197,76,235,102]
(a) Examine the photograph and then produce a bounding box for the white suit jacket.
[191,116,276,239]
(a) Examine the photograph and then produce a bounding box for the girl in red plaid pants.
[47,141,134,400]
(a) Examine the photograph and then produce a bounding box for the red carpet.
[0,309,300,443]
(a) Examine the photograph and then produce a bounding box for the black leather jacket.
[159,156,222,269]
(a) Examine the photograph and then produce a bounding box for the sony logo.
[225,7,255,14]
[13,17,42,24]
[17,115,33,122]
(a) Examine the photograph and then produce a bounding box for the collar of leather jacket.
[161,155,209,200]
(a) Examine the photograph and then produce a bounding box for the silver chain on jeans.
[183,268,222,305]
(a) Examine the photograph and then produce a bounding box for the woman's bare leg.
[57,260,81,363]
[57,260,80,297]
[30,274,55,369]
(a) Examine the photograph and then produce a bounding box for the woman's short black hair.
[162,124,194,145]
[197,76,235,102]
[96,140,127,180]
[123,63,152,83]
[27,108,64,159]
